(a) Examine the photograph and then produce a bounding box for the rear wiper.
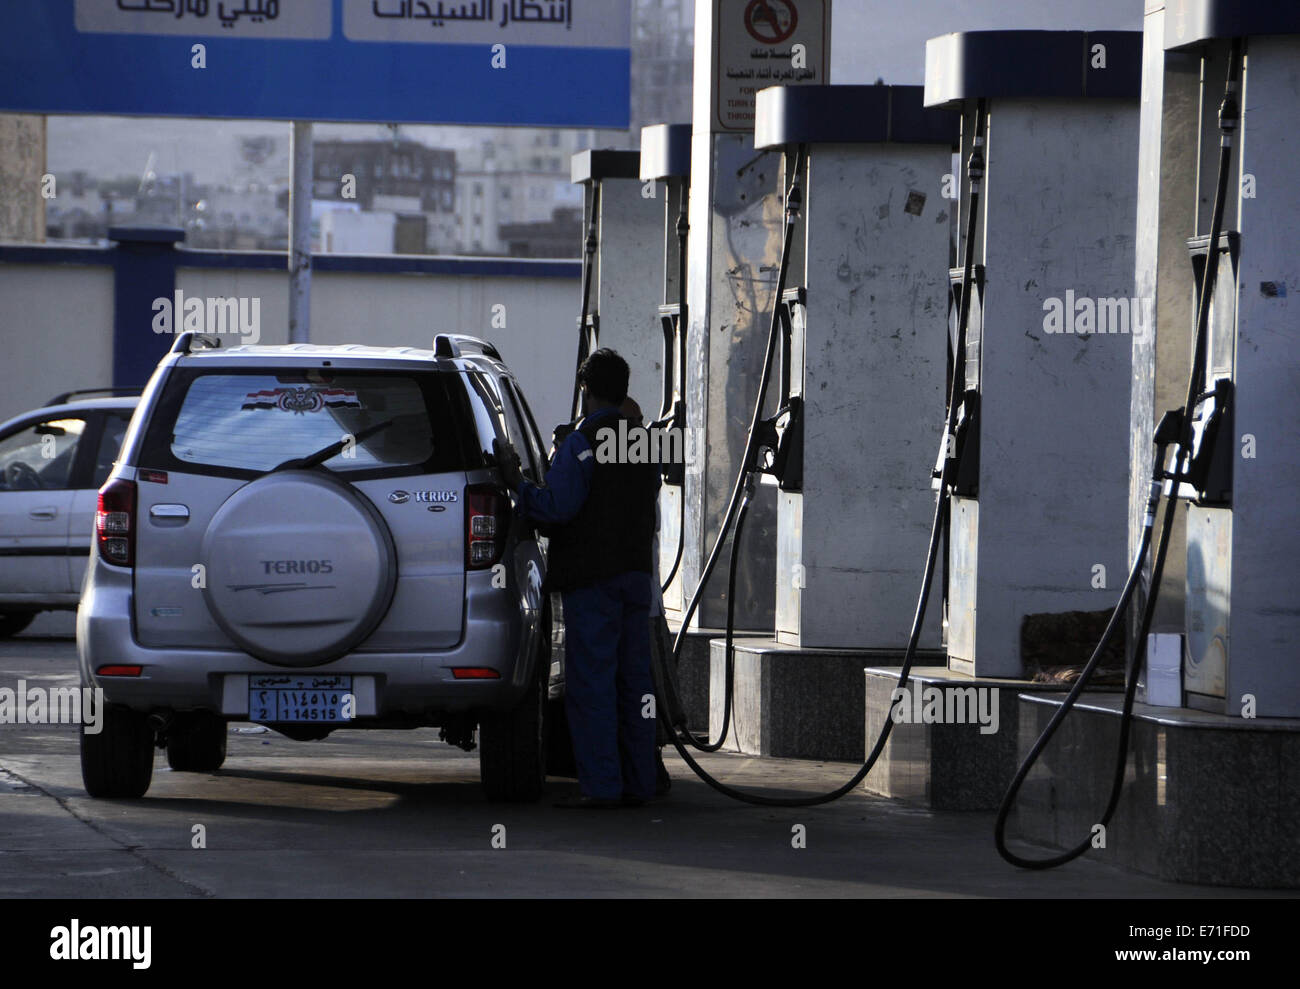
[272,418,395,472]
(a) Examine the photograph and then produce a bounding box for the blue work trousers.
[561,570,657,802]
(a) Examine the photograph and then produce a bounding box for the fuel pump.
[650,83,991,803]
[995,33,1245,870]
[998,4,1300,875]
[638,123,692,600]
[1163,9,1300,719]
[752,84,959,651]
[923,30,1144,678]
[567,150,663,426]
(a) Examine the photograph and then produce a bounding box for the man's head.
[578,348,630,413]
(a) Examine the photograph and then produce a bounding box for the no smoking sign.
[715,0,828,132]
[745,0,798,45]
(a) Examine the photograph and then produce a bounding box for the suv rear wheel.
[479,643,548,803]
[166,713,228,772]
[81,703,155,798]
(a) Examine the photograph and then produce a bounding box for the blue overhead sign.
[0,1,630,127]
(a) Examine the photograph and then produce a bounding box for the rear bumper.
[77,570,535,719]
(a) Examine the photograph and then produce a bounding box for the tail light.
[451,667,501,680]
[96,478,137,567]
[465,483,509,570]
[96,665,143,677]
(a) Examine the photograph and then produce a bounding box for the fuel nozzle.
[1153,407,1183,448]
[967,134,985,193]
[785,182,803,224]
[1219,49,1240,143]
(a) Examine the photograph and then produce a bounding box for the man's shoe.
[655,760,672,798]
[553,794,623,809]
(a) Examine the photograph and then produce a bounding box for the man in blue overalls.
[495,349,660,808]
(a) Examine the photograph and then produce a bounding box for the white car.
[0,389,139,636]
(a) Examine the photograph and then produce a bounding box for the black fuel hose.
[660,201,691,596]
[660,489,687,595]
[569,182,602,422]
[994,40,1241,869]
[689,479,754,753]
[665,147,806,750]
[655,108,990,803]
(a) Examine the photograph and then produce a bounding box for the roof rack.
[45,386,143,406]
[434,334,503,362]
[169,332,223,356]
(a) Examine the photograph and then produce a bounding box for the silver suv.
[78,332,553,802]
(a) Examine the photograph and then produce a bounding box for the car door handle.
[149,504,190,521]
[29,507,57,520]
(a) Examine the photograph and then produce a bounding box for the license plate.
[249,675,354,724]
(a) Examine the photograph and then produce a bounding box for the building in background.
[313,138,456,254]
[39,0,695,257]
[453,129,595,256]
[631,0,695,132]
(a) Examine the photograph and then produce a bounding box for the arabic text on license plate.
[248,675,353,724]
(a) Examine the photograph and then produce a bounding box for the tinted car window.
[0,417,86,491]
[501,379,545,478]
[92,412,133,487]
[141,369,473,480]
[463,371,509,456]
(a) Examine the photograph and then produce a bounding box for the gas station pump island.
[5,0,1294,891]
[564,0,1298,887]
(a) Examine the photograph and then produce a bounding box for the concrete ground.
[0,614,1287,899]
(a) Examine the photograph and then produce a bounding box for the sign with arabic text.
[0,1,630,127]
[77,0,332,39]
[346,1,618,47]
[714,0,829,132]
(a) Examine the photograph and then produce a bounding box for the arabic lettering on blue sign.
[0,1,629,127]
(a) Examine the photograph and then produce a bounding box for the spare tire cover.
[200,469,397,667]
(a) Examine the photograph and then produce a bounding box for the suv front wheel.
[81,703,155,798]
[478,645,548,803]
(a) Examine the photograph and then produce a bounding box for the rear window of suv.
[140,368,480,480]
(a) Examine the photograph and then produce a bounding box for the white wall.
[0,264,114,424]
[175,265,579,433]
[0,263,579,434]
